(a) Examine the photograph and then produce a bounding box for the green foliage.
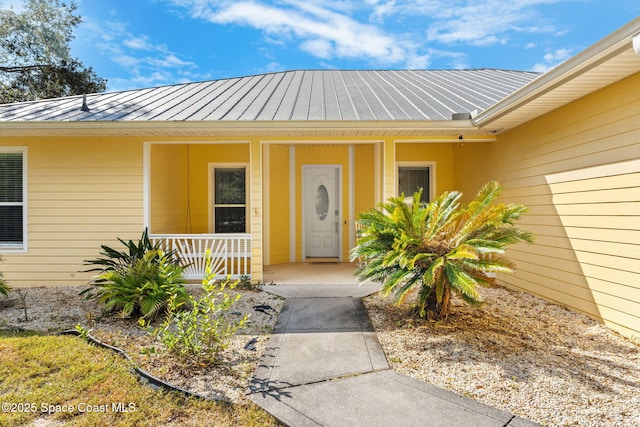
[352,181,534,319]
[144,251,249,365]
[0,0,106,102]
[0,255,9,297]
[82,228,167,276]
[82,230,188,319]
[0,281,9,297]
[74,323,91,340]
[92,250,188,319]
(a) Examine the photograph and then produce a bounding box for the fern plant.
[352,181,534,319]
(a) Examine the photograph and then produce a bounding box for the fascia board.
[0,119,479,137]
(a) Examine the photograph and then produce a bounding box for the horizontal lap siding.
[455,72,640,340]
[268,145,291,264]
[1,137,144,287]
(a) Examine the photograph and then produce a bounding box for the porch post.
[250,140,263,283]
[382,138,396,201]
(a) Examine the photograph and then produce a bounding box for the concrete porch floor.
[263,262,366,285]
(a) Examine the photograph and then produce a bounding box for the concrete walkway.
[250,283,540,427]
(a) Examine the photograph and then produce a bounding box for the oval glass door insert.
[315,184,329,220]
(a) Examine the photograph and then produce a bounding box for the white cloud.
[263,61,284,73]
[211,1,404,62]
[163,0,571,70]
[419,0,565,46]
[78,16,198,90]
[532,48,572,72]
[166,0,415,67]
[123,35,156,51]
[367,0,397,24]
[300,39,333,59]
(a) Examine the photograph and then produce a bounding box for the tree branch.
[0,65,47,73]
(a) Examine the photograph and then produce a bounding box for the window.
[398,164,432,203]
[0,148,26,251]
[211,166,248,233]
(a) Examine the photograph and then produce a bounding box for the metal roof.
[0,69,539,124]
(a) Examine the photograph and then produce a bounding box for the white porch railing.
[150,234,251,281]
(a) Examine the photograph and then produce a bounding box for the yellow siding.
[396,143,455,195]
[150,143,250,234]
[267,145,290,264]
[150,145,188,233]
[455,72,640,340]
[382,139,395,201]
[354,144,376,216]
[1,137,144,287]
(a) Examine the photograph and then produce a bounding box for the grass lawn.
[0,331,279,427]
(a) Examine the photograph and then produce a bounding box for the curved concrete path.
[250,283,540,427]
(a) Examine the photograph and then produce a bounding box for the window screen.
[0,151,25,247]
[398,166,430,202]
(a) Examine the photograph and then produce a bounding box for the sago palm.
[352,181,534,319]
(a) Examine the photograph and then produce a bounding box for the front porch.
[144,139,456,284]
[264,262,364,285]
[150,233,368,285]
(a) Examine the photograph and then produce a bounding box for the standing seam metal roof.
[0,69,540,122]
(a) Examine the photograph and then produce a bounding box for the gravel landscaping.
[365,286,640,427]
[1,283,639,426]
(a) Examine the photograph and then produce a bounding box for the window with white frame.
[211,165,248,233]
[397,163,433,203]
[0,148,27,251]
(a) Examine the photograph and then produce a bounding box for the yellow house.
[1,18,639,340]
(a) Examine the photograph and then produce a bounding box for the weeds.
[143,251,249,364]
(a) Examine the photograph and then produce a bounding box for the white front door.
[303,166,340,259]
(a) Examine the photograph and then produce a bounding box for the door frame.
[301,164,343,261]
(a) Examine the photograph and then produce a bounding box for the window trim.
[0,146,28,253]
[396,161,435,203]
[208,163,250,234]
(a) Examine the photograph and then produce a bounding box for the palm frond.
[444,263,483,306]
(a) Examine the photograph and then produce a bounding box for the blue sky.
[6,0,640,91]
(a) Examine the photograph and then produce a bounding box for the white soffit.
[474,18,640,132]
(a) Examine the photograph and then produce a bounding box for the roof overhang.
[0,119,490,138]
[474,17,640,132]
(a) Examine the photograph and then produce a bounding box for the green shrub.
[352,181,534,320]
[0,281,9,298]
[82,230,188,319]
[0,258,9,297]
[93,249,188,319]
[144,251,248,364]
[83,228,172,277]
